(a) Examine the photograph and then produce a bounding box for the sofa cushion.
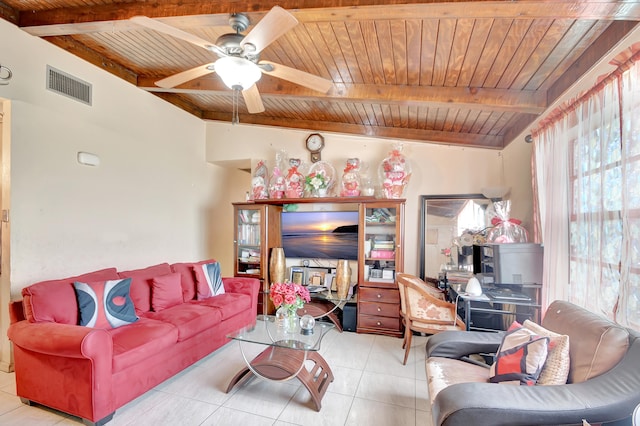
[118,263,172,314]
[489,325,549,386]
[170,259,215,302]
[194,262,225,299]
[542,300,630,383]
[73,278,139,329]
[22,267,119,324]
[109,317,179,372]
[426,356,489,404]
[191,292,252,320]
[143,303,222,341]
[151,273,183,311]
[523,320,570,385]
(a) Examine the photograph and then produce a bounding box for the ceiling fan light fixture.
[214,56,261,90]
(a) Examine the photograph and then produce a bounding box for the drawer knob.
[377,294,382,298]
[377,321,381,326]
[377,307,381,312]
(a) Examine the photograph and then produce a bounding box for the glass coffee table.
[226,315,335,411]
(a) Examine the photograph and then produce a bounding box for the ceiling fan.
[131,6,333,122]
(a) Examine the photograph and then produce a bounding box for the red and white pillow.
[489,322,549,386]
[193,261,225,299]
[73,278,138,329]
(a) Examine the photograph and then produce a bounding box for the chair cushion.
[118,263,172,314]
[22,268,119,324]
[73,278,138,329]
[143,303,222,341]
[109,317,179,372]
[150,272,183,312]
[542,300,629,383]
[170,259,215,302]
[191,292,252,320]
[426,356,489,404]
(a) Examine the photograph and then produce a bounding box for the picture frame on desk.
[290,267,304,284]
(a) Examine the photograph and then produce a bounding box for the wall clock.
[305,133,325,163]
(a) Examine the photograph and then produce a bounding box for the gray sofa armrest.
[426,330,504,359]
[433,338,640,426]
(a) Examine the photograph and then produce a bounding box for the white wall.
[205,123,534,276]
[0,19,220,294]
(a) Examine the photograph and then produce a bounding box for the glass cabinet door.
[362,204,401,287]
[235,207,262,276]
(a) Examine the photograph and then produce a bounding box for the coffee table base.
[226,345,334,411]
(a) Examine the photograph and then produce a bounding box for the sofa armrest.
[427,330,504,359]
[433,338,640,426]
[222,277,260,301]
[8,320,113,360]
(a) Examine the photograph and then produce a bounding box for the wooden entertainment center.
[233,197,405,337]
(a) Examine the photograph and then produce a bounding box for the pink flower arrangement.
[269,281,311,313]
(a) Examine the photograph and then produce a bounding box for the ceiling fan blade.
[131,16,220,54]
[240,6,298,54]
[242,84,265,113]
[259,61,333,93]
[155,63,216,88]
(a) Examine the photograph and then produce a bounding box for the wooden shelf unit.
[234,197,405,335]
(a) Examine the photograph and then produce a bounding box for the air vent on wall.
[46,65,92,106]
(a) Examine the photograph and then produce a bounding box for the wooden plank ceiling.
[2,1,639,149]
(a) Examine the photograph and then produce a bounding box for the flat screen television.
[281,211,359,260]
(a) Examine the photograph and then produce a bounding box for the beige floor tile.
[325,365,363,396]
[277,388,352,426]
[200,406,275,426]
[345,397,416,426]
[355,371,416,409]
[223,378,299,419]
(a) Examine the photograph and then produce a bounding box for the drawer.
[359,287,400,303]
[358,313,401,331]
[359,300,399,318]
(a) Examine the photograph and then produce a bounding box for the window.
[567,62,640,329]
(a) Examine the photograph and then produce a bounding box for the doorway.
[0,98,12,372]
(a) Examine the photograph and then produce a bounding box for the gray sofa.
[426,300,640,426]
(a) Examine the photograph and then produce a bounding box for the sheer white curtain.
[532,55,640,329]
[532,120,570,309]
[619,60,640,328]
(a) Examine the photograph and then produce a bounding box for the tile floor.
[0,330,434,426]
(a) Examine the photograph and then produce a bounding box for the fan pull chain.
[232,86,241,125]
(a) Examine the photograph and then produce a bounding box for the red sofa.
[7,260,258,426]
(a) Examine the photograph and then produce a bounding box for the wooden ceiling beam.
[547,20,640,102]
[19,1,640,35]
[138,77,546,114]
[45,36,139,85]
[0,0,19,25]
[201,111,504,148]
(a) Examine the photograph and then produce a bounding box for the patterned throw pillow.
[523,320,571,385]
[193,262,225,299]
[489,324,549,386]
[73,278,138,329]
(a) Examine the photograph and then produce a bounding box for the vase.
[317,187,327,197]
[269,248,286,284]
[276,306,299,332]
[336,259,351,299]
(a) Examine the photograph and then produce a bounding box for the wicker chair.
[397,273,465,365]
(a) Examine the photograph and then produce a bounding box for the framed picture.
[305,267,328,286]
[290,267,304,284]
[324,273,335,291]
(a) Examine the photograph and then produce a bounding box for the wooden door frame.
[0,98,12,372]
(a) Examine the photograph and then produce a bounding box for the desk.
[226,315,334,411]
[449,287,541,331]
